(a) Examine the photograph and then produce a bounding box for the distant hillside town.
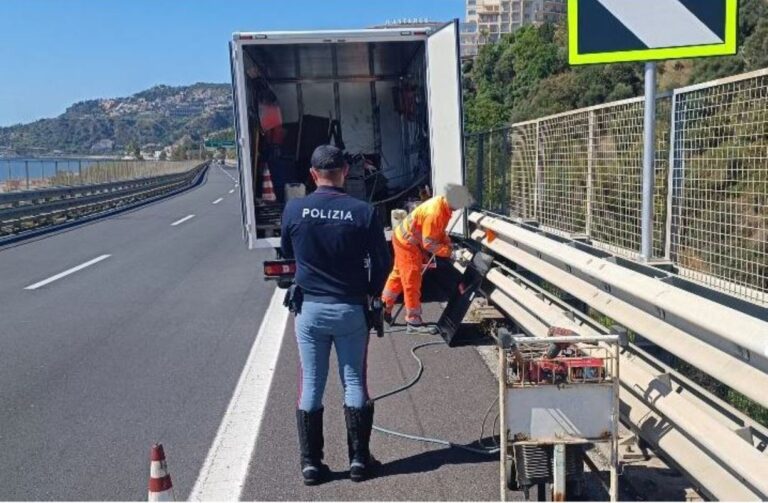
[0,83,234,158]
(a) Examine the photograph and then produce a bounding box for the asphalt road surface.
[0,166,529,501]
[0,166,274,499]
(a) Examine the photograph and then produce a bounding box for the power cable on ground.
[370,332,500,456]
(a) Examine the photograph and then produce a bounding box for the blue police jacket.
[280,185,391,305]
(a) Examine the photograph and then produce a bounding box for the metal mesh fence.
[466,68,768,306]
[0,159,200,192]
[590,97,670,259]
[468,99,669,257]
[669,70,768,305]
[508,122,538,220]
[538,111,590,235]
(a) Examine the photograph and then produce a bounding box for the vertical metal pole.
[610,342,621,502]
[476,134,485,209]
[368,43,382,156]
[552,443,566,501]
[534,121,542,221]
[499,341,508,502]
[488,132,494,210]
[664,92,677,260]
[25,160,29,190]
[586,110,595,237]
[641,62,657,261]
[331,45,341,125]
[78,160,83,185]
[501,129,510,214]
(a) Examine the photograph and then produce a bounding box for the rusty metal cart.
[497,329,620,501]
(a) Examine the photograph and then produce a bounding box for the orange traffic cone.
[148,444,175,501]
[262,164,277,202]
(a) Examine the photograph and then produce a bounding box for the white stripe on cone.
[149,487,174,502]
[149,444,175,502]
[150,460,167,479]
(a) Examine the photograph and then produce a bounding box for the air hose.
[370,333,500,456]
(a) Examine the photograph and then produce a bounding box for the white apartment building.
[461,0,567,58]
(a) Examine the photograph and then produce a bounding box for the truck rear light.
[264,260,296,277]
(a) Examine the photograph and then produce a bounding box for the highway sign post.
[567,0,738,260]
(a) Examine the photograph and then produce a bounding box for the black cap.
[310,145,346,171]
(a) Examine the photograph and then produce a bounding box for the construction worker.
[381,184,473,332]
[281,145,391,485]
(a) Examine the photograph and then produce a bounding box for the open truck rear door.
[426,19,466,236]
[230,40,259,248]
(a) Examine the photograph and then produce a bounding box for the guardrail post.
[25,160,30,190]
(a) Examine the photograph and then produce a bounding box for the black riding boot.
[296,407,329,485]
[344,401,379,482]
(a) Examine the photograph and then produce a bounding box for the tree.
[125,140,142,160]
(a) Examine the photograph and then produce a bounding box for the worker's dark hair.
[310,145,346,171]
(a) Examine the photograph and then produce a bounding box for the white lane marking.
[228,189,235,194]
[24,254,111,290]
[170,214,195,226]
[189,288,289,501]
[218,165,239,184]
[596,0,722,48]
[212,198,223,205]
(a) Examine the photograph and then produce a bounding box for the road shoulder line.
[189,287,289,501]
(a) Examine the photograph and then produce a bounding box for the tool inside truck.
[240,39,433,239]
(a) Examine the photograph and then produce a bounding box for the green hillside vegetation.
[463,0,768,427]
[0,83,233,155]
[463,0,768,132]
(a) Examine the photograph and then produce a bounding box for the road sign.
[568,0,738,65]
[204,139,236,149]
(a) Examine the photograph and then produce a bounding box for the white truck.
[229,20,465,251]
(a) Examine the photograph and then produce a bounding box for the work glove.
[450,247,471,266]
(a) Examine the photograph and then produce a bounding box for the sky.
[0,0,464,127]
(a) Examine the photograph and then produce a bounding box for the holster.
[283,283,303,315]
[366,297,384,338]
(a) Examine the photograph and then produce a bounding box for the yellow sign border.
[568,0,738,65]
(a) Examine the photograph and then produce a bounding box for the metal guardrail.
[0,162,208,240]
[468,210,768,500]
[0,159,200,192]
[465,68,768,307]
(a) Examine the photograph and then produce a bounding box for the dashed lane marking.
[24,254,112,290]
[171,214,195,226]
[212,198,223,205]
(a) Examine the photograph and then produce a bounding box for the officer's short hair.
[311,145,346,171]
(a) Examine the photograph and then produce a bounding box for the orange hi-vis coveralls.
[382,195,453,322]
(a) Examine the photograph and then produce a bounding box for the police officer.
[280,145,391,485]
